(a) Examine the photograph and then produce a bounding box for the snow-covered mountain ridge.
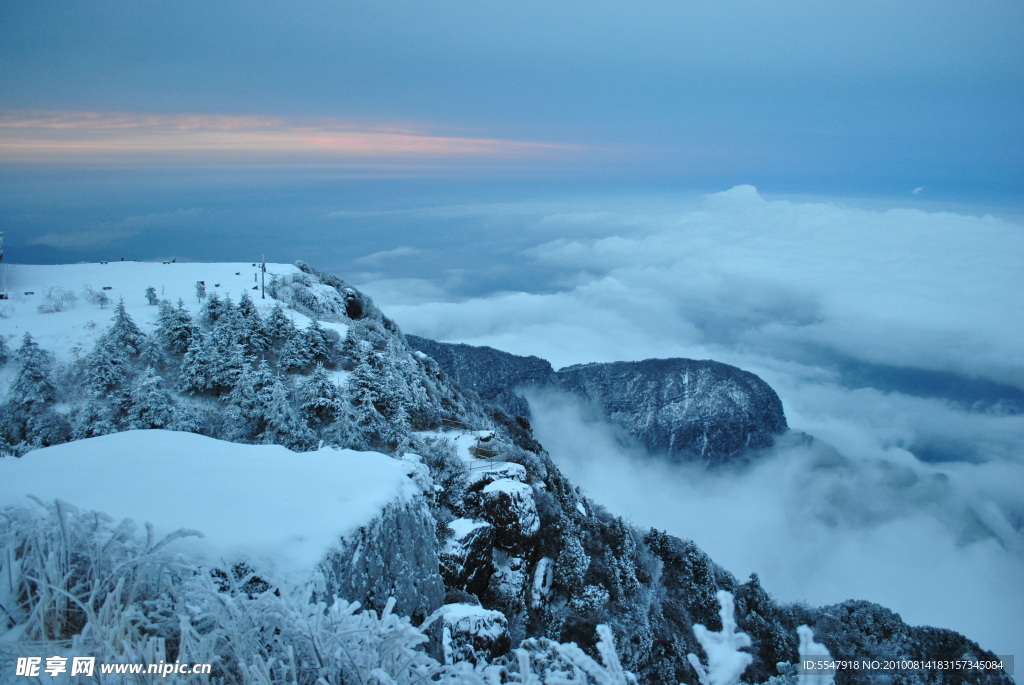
[0,260,1010,684]
[406,336,787,465]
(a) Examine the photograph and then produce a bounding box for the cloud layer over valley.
[362,187,1024,657]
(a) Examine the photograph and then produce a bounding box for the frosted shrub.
[0,498,198,652]
[514,624,638,685]
[82,285,112,308]
[796,625,834,685]
[37,287,78,313]
[687,590,753,685]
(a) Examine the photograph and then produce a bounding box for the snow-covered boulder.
[466,460,528,490]
[439,517,495,597]
[424,602,511,666]
[479,478,540,552]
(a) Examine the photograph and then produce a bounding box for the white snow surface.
[482,478,532,497]
[0,261,349,361]
[0,430,422,586]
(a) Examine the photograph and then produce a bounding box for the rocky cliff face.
[406,336,788,464]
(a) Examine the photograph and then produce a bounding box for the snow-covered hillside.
[0,261,342,362]
[0,260,1013,685]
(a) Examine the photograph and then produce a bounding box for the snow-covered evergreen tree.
[83,340,130,395]
[226,359,278,441]
[128,367,175,429]
[199,291,223,326]
[139,333,167,370]
[178,332,215,395]
[279,330,314,373]
[297,363,343,431]
[72,395,119,439]
[210,342,248,395]
[260,377,314,450]
[263,302,297,348]
[346,344,410,452]
[1,334,70,449]
[8,333,58,406]
[303,319,337,366]
[145,285,159,305]
[155,299,198,355]
[236,292,270,354]
[100,299,146,358]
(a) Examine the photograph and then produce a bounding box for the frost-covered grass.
[0,498,644,684]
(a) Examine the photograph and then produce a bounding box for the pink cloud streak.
[0,110,579,165]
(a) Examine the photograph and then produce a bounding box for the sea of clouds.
[359,186,1024,658]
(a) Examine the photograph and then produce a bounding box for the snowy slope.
[0,261,347,362]
[0,430,423,585]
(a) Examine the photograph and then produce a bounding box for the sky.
[2,0,1023,666]
[1,0,1023,201]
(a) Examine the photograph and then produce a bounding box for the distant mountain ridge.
[406,335,787,465]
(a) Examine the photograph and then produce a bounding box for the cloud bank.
[526,389,1024,660]
[379,186,1024,386]
[365,187,1024,658]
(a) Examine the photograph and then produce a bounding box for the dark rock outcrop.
[439,518,495,597]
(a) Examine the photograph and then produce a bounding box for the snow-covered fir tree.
[297,363,344,431]
[155,299,198,355]
[260,376,314,450]
[127,367,176,429]
[1,333,69,451]
[263,301,297,347]
[101,299,146,358]
[226,358,278,441]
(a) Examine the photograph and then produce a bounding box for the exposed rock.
[439,517,495,597]
[425,602,512,666]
